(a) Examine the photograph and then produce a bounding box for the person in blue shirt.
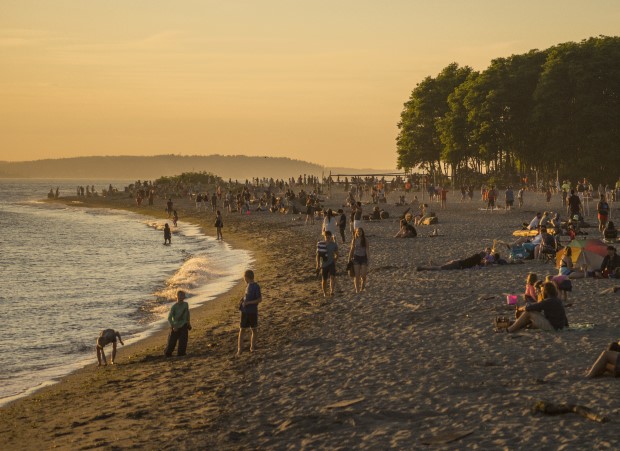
[237,270,262,355]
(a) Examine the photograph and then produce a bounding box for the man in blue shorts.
[237,270,262,354]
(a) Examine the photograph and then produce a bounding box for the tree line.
[396,36,620,186]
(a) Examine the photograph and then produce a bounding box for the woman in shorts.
[349,227,369,293]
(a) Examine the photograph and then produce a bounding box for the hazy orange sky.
[1,1,619,169]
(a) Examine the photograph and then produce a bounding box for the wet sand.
[1,189,619,449]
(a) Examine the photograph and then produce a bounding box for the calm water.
[0,179,251,406]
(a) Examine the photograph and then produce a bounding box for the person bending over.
[96,329,124,366]
[508,282,568,332]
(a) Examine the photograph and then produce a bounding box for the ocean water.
[0,179,252,406]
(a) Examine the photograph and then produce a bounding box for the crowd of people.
[86,174,620,383]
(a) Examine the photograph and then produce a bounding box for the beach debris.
[420,427,477,445]
[325,397,365,409]
[531,400,609,423]
[599,286,620,295]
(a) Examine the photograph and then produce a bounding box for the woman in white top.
[322,209,338,237]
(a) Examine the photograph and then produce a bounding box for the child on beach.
[96,329,124,366]
[215,210,223,240]
[524,273,538,303]
[172,210,178,227]
[238,270,262,354]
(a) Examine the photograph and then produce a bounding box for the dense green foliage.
[154,171,222,186]
[397,36,620,185]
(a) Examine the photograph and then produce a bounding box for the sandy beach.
[1,188,619,450]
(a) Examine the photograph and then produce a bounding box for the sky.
[1,1,619,169]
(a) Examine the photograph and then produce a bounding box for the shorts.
[487,198,495,207]
[353,255,368,265]
[240,312,258,329]
[598,213,608,223]
[506,200,514,206]
[321,262,336,280]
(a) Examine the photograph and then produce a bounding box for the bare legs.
[507,311,554,333]
[96,346,106,366]
[353,264,367,293]
[237,327,257,354]
[586,350,618,378]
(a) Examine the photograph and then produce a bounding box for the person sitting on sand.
[597,246,620,278]
[96,329,124,366]
[586,341,620,378]
[524,212,542,230]
[545,274,572,303]
[417,251,486,271]
[508,282,568,333]
[395,213,417,238]
[533,227,557,259]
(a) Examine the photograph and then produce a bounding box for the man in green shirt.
[164,290,191,357]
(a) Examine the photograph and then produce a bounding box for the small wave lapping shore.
[1,190,619,449]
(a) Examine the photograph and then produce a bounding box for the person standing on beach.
[215,210,224,240]
[505,186,514,210]
[96,329,124,366]
[517,187,525,208]
[166,198,173,217]
[440,187,448,209]
[164,223,172,244]
[238,270,262,354]
[165,290,191,357]
[349,227,369,293]
[337,208,347,244]
[353,202,363,230]
[316,230,338,297]
[597,194,610,233]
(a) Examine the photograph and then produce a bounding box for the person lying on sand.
[96,329,124,366]
[586,341,620,378]
[417,251,485,271]
[508,282,568,333]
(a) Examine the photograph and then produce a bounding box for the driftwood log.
[532,401,609,423]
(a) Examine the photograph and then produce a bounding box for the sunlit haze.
[1,0,619,169]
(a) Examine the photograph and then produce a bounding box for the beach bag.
[510,245,530,260]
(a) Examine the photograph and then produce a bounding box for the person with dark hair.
[96,329,124,366]
[237,270,262,354]
[597,194,610,233]
[215,210,223,240]
[163,223,172,245]
[586,341,620,378]
[316,230,338,297]
[349,227,370,293]
[508,282,568,332]
[599,246,620,278]
[164,290,191,357]
[568,189,582,217]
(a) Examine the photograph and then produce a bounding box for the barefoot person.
[316,230,338,297]
[237,270,262,354]
[508,282,568,333]
[96,329,124,366]
[348,227,369,293]
[163,223,172,245]
[164,290,191,357]
[586,341,620,378]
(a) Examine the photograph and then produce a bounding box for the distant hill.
[0,155,395,180]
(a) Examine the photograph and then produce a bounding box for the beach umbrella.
[557,239,608,271]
